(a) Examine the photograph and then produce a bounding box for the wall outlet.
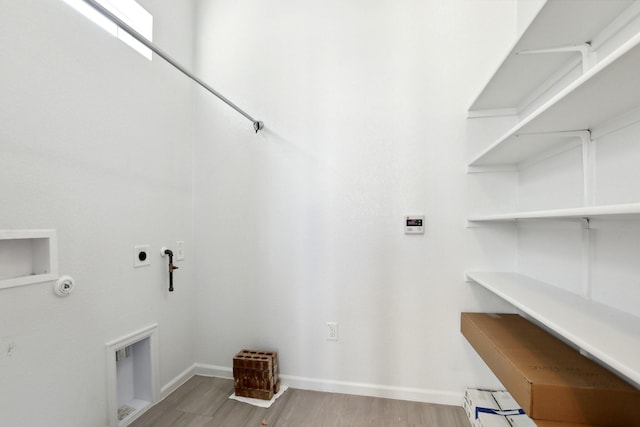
[176,241,185,261]
[0,336,16,359]
[326,322,338,341]
[134,245,151,268]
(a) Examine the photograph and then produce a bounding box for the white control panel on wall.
[405,215,425,234]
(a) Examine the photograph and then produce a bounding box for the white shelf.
[469,0,634,112]
[468,202,640,222]
[466,271,640,388]
[469,31,640,168]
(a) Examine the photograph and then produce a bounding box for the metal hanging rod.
[80,0,264,133]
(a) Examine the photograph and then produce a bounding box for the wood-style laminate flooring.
[130,375,471,427]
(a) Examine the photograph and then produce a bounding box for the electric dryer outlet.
[134,245,151,267]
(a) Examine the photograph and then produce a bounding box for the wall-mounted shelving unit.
[466,272,640,388]
[465,0,640,399]
[469,0,635,115]
[469,32,640,169]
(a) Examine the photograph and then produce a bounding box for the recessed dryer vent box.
[0,229,58,289]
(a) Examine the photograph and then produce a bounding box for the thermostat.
[405,215,425,234]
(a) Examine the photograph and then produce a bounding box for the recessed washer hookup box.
[461,313,640,427]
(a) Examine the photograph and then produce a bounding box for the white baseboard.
[278,374,463,406]
[194,363,233,379]
[160,364,197,399]
[192,363,463,407]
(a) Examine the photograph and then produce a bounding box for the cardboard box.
[465,388,531,427]
[506,414,538,427]
[478,412,511,427]
[478,411,538,427]
[461,313,640,427]
[467,388,602,427]
[464,388,525,422]
[492,390,520,412]
[464,388,500,421]
[533,422,601,427]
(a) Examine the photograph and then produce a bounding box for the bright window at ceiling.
[63,0,153,59]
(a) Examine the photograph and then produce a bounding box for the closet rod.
[80,0,264,133]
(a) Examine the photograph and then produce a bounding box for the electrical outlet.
[0,336,16,359]
[176,241,185,261]
[7,341,15,357]
[134,245,151,268]
[326,322,338,341]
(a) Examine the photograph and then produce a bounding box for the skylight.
[63,0,153,59]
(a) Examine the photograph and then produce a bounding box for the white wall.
[192,0,517,403]
[0,1,525,422]
[0,1,196,426]
[516,0,545,36]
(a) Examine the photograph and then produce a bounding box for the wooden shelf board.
[466,271,640,388]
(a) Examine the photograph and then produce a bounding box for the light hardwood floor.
[130,376,471,427]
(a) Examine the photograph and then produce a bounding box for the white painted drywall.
[516,0,546,37]
[192,0,517,402]
[0,0,196,425]
[1,0,552,422]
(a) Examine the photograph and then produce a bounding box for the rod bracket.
[253,121,264,133]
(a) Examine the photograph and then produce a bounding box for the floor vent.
[118,405,135,421]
